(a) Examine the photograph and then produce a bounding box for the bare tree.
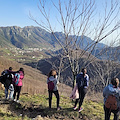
[30,0,120,88]
[88,40,120,92]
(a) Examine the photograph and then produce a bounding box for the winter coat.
[14,71,24,86]
[47,76,59,91]
[1,69,13,88]
[103,84,120,108]
[76,72,89,89]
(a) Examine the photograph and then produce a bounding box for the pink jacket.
[16,71,24,86]
[70,84,79,99]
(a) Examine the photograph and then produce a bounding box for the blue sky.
[0,0,120,46]
[0,0,40,27]
[0,0,107,28]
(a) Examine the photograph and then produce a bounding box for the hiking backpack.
[48,79,54,91]
[105,95,117,110]
[14,73,20,85]
[77,74,87,88]
[0,76,5,84]
[0,70,12,84]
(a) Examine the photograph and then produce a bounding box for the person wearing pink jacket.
[13,68,24,103]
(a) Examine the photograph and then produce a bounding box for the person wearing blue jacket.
[103,78,120,120]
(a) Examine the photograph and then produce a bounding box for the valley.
[0,26,120,119]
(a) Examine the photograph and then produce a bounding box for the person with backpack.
[73,68,89,112]
[47,69,61,110]
[103,78,120,120]
[13,68,24,103]
[1,67,14,100]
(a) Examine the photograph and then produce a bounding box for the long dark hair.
[48,69,57,78]
[19,67,24,75]
[81,68,87,76]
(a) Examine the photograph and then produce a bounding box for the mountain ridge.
[0,26,106,51]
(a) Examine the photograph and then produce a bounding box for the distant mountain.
[0,26,61,49]
[1,26,116,61]
[1,26,120,93]
[0,26,106,50]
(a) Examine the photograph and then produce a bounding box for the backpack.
[48,79,54,91]
[2,70,12,79]
[14,73,20,85]
[0,70,12,85]
[105,95,117,110]
[0,75,5,84]
[77,74,87,88]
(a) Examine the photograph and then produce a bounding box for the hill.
[1,26,118,62]
[0,90,105,120]
[0,55,106,120]
[0,56,72,97]
[28,55,120,92]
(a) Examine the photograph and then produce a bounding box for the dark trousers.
[48,90,60,108]
[104,105,119,120]
[13,86,22,100]
[75,87,87,109]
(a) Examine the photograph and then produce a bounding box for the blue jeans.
[5,87,8,99]
[5,84,14,99]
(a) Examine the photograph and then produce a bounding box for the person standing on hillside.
[73,68,89,112]
[103,78,120,120]
[47,69,61,111]
[13,68,24,103]
[1,67,14,100]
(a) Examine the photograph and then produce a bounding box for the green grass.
[0,90,115,120]
[20,94,105,120]
[82,100,104,119]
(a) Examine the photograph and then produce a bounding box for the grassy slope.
[0,56,116,120]
[0,91,106,120]
[0,56,72,96]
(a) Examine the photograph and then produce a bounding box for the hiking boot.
[73,106,77,110]
[78,107,83,112]
[57,106,61,111]
[16,100,20,103]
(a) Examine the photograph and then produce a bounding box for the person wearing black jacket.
[1,67,14,100]
[73,68,89,112]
